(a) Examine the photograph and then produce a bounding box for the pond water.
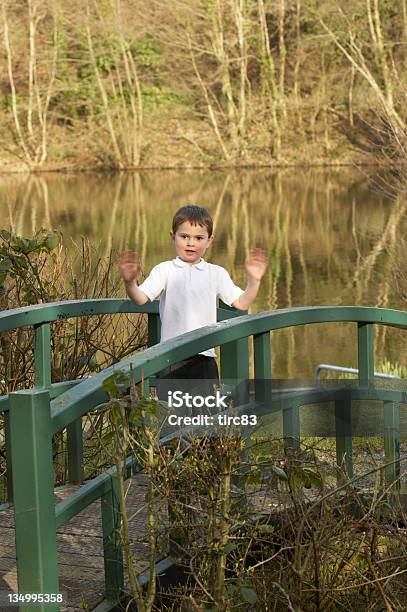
[0,168,405,378]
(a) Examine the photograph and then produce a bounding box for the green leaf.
[258,524,274,533]
[223,542,237,553]
[272,465,288,481]
[44,232,59,251]
[0,230,11,240]
[110,403,124,426]
[240,587,257,604]
[14,255,28,269]
[102,370,129,397]
[129,412,143,426]
[102,431,115,445]
[302,467,323,490]
[0,257,12,272]
[11,236,30,253]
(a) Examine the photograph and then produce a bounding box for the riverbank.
[2,1,406,176]
[0,109,378,174]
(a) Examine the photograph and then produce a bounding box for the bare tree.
[85,0,144,168]
[1,0,59,168]
[179,0,252,161]
[318,2,405,136]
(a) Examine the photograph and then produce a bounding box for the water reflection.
[1,169,405,377]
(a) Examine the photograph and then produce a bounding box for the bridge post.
[383,401,400,488]
[283,404,300,449]
[148,312,161,347]
[4,410,13,502]
[9,388,59,612]
[220,337,250,405]
[147,312,161,391]
[335,396,353,480]
[220,304,250,405]
[34,321,85,484]
[253,331,271,402]
[348,322,374,482]
[357,323,374,384]
[34,322,52,388]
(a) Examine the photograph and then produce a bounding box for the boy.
[118,205,267,400]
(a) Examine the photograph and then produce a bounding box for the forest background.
[1,0,407,172]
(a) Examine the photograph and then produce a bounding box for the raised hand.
[117,251,142,283]
[244,248,268,282]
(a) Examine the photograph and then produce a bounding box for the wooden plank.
[0,475,165,611]
[59,576,105,612]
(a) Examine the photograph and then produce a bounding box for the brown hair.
[172,205,213,237]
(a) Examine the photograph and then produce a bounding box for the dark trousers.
[156,355,219,403]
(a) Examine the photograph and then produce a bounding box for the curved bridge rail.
[0,298,242,490]
[0,302,406,611]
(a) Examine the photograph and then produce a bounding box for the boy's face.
[171,220,213,265]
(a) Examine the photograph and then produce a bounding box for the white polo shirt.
[138,257,244,357]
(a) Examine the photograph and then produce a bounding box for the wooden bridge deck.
[1,447,406,611]
[0,474,161,611]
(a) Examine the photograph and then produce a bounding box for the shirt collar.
[173,256,206,270]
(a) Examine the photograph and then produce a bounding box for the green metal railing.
[0,299,244,490]
[0,302,406,611]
